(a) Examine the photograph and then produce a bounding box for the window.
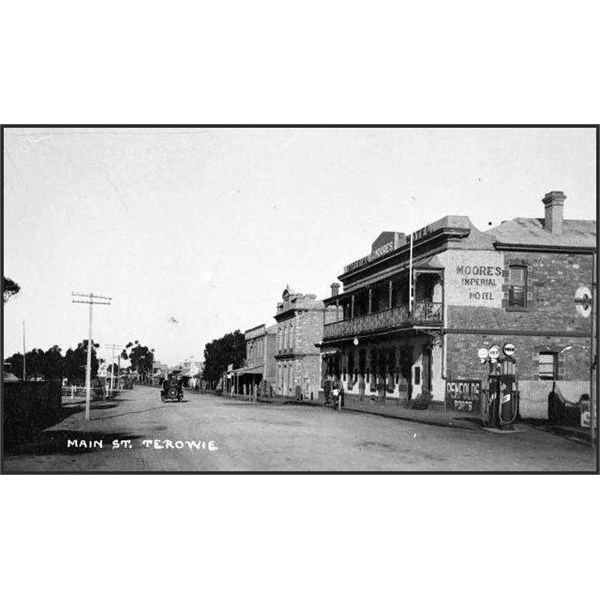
[508,266,527,307]
[414,366,421,385]
[538,352,558,380]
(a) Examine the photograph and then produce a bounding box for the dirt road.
[3,386,595,472]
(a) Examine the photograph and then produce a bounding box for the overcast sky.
[3,127,596,365]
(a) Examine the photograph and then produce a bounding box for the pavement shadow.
[458,416,485,426]
[160,400,189,404]
[4,404,85,449]
[93,405,171,421]
[4,430,145,457]
[90,402,120,410]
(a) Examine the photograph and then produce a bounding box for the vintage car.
[161,377,184,402]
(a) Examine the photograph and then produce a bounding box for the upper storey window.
[508,266,527,308]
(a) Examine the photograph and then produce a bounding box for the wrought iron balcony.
[323,301,443,340]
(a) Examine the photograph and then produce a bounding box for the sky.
[3,127,597,366]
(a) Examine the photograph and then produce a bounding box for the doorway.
[422,347,432,394]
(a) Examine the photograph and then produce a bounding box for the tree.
[42,345,65,380]
[121,341,155,381]
[202,330,246,385]
[4,341,97,383]
[64,340,100,385]
[3,277,20,304]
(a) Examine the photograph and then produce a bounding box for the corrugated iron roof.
[487,218,596,248]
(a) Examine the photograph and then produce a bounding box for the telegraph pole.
[105,343,123,395]
[72,292,112,420]
[117,351,122,390]
[408,232,414,313]
[22,320,26,381]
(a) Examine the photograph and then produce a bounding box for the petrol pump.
[479,343,520,430]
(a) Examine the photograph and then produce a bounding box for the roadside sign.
[574,286,592,318]
[502,342,516,357]
[477,347,489,360]
[488,346,500,360]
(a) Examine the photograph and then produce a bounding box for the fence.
[518,379,591,422]
[61,385,108,401]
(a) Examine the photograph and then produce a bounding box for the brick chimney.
[542,191,566,235]
[330,282,340,297]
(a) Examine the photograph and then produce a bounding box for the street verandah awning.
[229,364,264,376]
[315,346,343,355]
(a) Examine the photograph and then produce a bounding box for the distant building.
[229,323,278,395]
[320,191,596,419]
[2,361,19,381]
[152,361,169,380]
[275,285,333,400]
[3,362,19,382]
[170,358,203,386]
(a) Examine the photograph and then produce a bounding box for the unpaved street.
[3,386,595,472]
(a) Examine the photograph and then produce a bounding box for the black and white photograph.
[2,4,600,600]
[2,126,597,473]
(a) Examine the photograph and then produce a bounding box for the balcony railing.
[323,301,443,340]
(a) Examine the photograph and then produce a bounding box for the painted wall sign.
[456,264,502,301]
[371,240,395,260]
[439,250,505,308]
[344,236,399,273]
[445,379,482,413]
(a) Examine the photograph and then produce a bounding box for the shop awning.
[229,365,264,376]
[317,346,344,355]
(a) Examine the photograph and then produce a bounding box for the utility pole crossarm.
[72,292,112,300]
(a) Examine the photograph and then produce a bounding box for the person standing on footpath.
[323,375,332,406]
[332,376,345,409]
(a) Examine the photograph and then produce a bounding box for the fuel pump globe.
[502,342,516,357]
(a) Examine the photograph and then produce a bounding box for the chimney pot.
[331,282,340,297]
[542,191,566,235]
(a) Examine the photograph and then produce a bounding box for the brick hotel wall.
[445,251,594,382]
